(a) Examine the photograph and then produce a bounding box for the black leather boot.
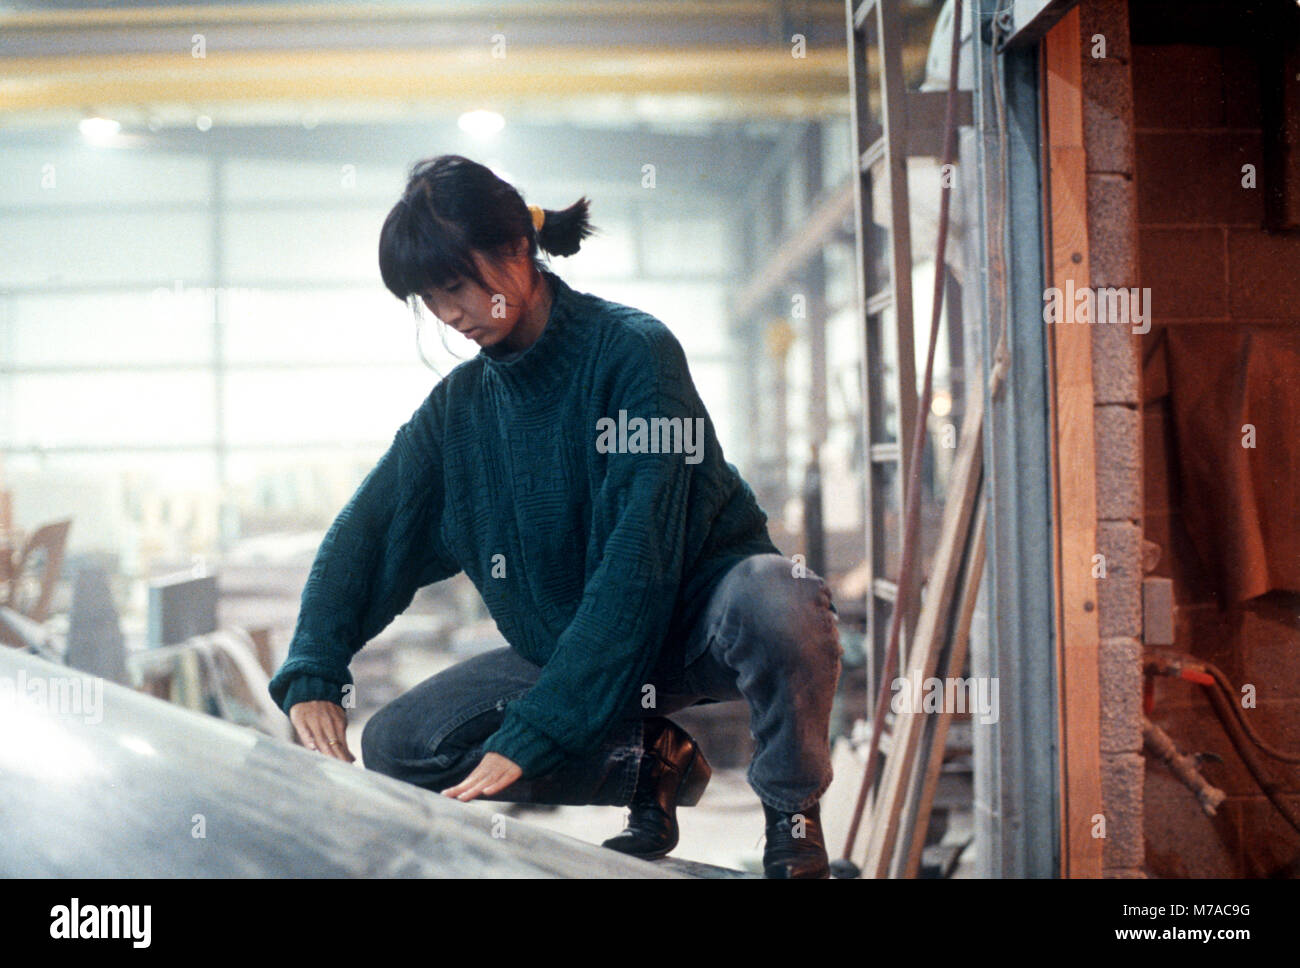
[601,717,711,860]
[761,801,830,878]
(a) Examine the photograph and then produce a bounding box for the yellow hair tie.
[528,204,545,232]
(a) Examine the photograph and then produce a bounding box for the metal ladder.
[844,0,972,721]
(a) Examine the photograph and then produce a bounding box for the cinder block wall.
[1079,0,1147,878]
[1133,8,1300,877]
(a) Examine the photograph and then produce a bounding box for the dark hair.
[378,154,596,306]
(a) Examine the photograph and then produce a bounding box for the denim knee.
[358,696,449,779]
[360,701,419,777]
[725,553,843,671]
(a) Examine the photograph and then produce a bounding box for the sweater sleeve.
[268,417,461,714]
[480,328,697,778]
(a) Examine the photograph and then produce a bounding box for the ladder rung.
[873,577,897,603]
[852,0,879,31]
[870,442,900,463]
[859,135,887,173]
[866,288,894,316]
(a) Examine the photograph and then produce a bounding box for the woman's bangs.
[380,207,478,301]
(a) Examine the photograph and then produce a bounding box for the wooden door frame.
[1042,5,1104,879]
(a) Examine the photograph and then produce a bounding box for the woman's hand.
[441,752,522,802]
[289,700,356,763]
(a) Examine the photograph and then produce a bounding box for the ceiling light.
[458,109,505,137]
[78,117,120,143]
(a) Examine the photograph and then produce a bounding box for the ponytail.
[533,195,596,258]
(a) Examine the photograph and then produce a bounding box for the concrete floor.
[502,768,771,873]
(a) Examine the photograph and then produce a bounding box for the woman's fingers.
[323,731,356,762]
[302,716,329,753]
[441,754,521,801]
[321,705,356,762]
[441,764,492,801]
[290,701,355,762]
[290,708,320,750]
[480,767,513,796]
[440,774,475,800]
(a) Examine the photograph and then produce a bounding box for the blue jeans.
[360,553,843,813]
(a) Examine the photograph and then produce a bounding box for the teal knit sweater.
[267,266,781,778]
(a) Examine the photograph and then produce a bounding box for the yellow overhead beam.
[0,46,850,114]
[1,2,838,29]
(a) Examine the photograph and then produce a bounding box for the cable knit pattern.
[268,267,781,778]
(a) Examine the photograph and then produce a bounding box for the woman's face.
[420,245,532,348]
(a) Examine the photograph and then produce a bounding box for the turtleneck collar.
[477,265,578,396]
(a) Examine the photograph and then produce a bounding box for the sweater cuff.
[481,709,568,778]
[277,674,345,714]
